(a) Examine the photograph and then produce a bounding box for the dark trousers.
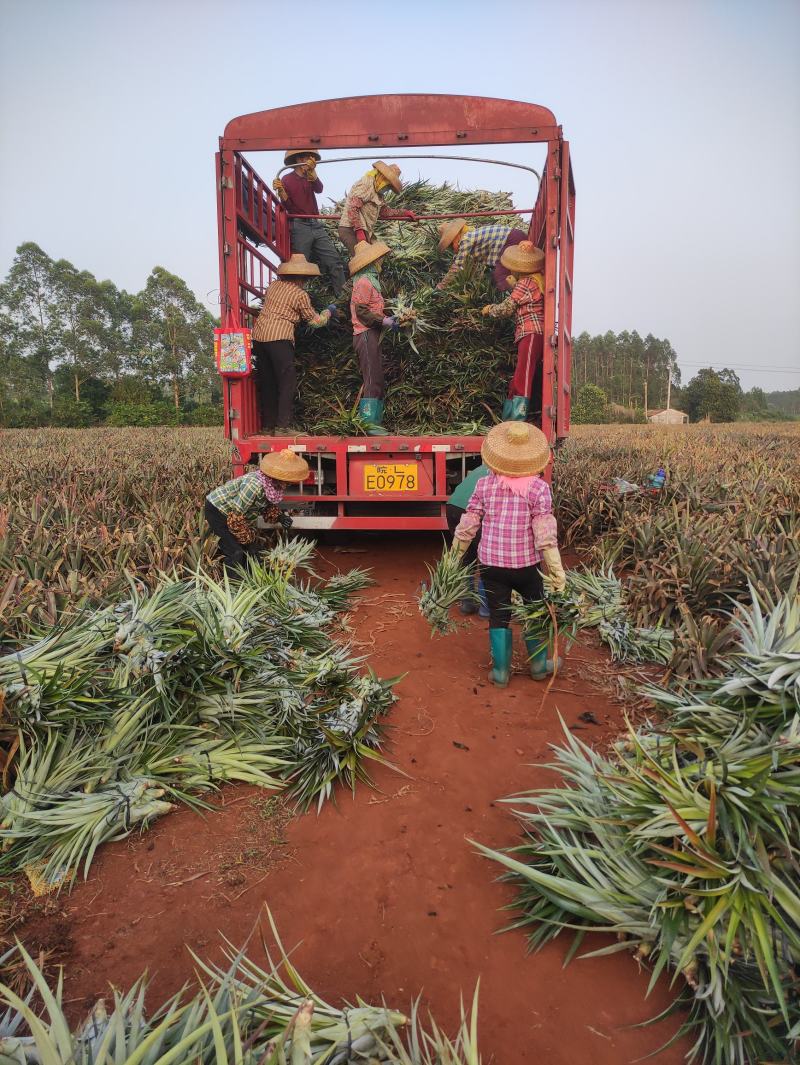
[480,563,544,628]
[337,226,358,254]
[205,500,255,575]
[445,504,479,568]
[253,339,295,429]
[290,220,345,296]
[353,327,385,399]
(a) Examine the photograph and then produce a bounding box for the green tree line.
[0,243,221,427]
[571,331,794,424]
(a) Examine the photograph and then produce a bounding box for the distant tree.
[133,267,216,412]
[0,242,59,410]
[572,383,609,423]
[684,368,742,422]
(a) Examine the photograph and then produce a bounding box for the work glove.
[452,538,468,560]
[355,228,367,242]
[278,512,293,532]
[505,274,517,288]
[326,303,338,320]
[481,304,494,316]
[272,178,287,201]
[304,165,317,182]
[382,316,401,332]
[542,546,566,594]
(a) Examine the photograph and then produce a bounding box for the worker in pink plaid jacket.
[453,422,567,687]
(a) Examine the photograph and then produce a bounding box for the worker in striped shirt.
[482,241,545,423]
[453,421,566,688]
[436,219,528,291]
[251,254,337,434]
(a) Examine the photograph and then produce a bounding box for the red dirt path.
[18,535,690,1063]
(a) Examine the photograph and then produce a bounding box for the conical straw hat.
[348,240,392,276]
[283,149,321,165]
[277,254,321,278]
[481,422,550,476]
[499,240,544,276]
[438,218,467,251]
[260,449,310,483]
[373,161,402,193]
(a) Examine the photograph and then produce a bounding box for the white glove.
[542,546,566,593]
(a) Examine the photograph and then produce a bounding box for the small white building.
[647,407,688,425]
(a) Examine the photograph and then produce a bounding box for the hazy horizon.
[1,0,799,393]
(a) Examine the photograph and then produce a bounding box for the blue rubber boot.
[524,633,562,681]
[508,396,530,421]
[488,628,513,687]
[478,579,490,618]
[501,398,513,421]
[358,398,388,436]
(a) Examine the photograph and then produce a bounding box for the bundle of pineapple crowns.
[297,180,526,435]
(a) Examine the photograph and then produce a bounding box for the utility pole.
[666,364,671,411]
[644,379,648,418]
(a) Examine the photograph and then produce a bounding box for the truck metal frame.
[216,94,575,531]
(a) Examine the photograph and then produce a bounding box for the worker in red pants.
[481,241,545,422]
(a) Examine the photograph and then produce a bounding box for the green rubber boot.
[524,633,562,681]
[358,398,389,436]
[488,628,513,687]
[501,398,513,420]
[508,396,530,421]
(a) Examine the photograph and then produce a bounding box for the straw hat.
[500,240,544,276]
[348,240,391,276]
[277,254,321,278]
[260,449,310,483]
[373,161,402,194]
[437,218,467,252]
[284,149,321,166]
[481,422,550,477]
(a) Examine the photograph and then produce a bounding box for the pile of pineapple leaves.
[0,914,482,1064]
[477,585,800,1065]
[0,540,397,891]
[298,180,524,435]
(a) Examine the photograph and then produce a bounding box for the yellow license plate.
[363,463,419,492]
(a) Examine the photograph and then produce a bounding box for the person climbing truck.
[348,239,399,435]
[250,254,336,434]
[337,161,415,253]
[436,218,529,291]
[481,241,545,422]
[273,150,346,296]
[452,421,566,687]
[205,450,311,575]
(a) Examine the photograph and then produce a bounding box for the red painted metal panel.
[540,140,561,445]
[556,143,576,438]
[223,95,558,151]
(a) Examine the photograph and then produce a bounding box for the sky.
[1,0,799,393]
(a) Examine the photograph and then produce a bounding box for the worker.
[251,253,336,434]
[447,462,490,616]
[348,239,400,435]
[273,150,346,297]
[205,450,311,576]
[436,219,529,291]
[337,161,415,253]
[452,421,566,687]
[481,241,545,422]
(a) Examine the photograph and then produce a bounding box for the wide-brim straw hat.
[438,218,467,252]
[373,161,402,194]
[481,422,550,476]
[284,149,321,166]
[277,253,320,278]
[348,240,391,276]
[500,240,544,275]
[260,449,310,483]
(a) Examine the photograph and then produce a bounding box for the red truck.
[216,94,575,532]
